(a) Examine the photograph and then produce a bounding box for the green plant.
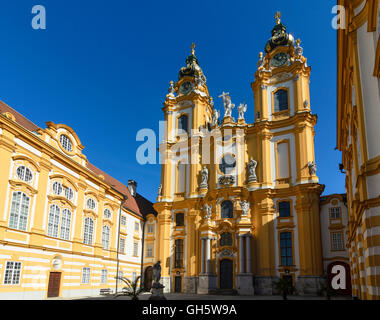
[114,276,143,300]
[274,277,294,300]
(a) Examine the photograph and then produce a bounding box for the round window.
[16,166,33,182]
[60,134,73,152]
[219,154,236,175]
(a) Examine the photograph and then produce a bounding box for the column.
[206,237,211,274]
[246,235,251,273]
[201,238,205,274]
[239,235,244,274]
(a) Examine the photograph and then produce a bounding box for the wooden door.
[220,259,233,289]
[47,272,61,298]
[174,276,182,293]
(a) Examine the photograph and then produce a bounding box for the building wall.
[0,113,143,299]
[337,0,380,300]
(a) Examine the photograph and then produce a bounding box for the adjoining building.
[0,101,156,299]
[337,0,380,300]
[152,14,351,296]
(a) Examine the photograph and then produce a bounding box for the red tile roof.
[1,100,156,219]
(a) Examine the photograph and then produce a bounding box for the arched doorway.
[219,259,233,289]
[144,266,153,291]
[327,261,351,295]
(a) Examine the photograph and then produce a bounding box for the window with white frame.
[101,269,107,284]
[83,217,94,245]
[81,267,90,284]
[64,187,74,201]
[3,261,22,285]
[332,232,344,251]
[47,204,60,238]
[329,207,341,219]
[135,222,139,232]
[104,208,112,219]
[60,134,73,152]
[60,208,71,240]
[147,224,154,233]
[146,244,153,257]
[119,238,125,254]
[133,242,138,256]
[16,166,33,182]
[87,198,96,210]
[102,225,110,250]
[8,191,30,231]
[121,215,126,226]
[52,181,63,195]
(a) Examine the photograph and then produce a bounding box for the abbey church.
[152,14,350,295]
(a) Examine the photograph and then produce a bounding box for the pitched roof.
[0,100,156,219]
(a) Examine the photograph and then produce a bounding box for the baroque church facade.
[153,15,349,295]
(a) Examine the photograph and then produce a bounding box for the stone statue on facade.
[248,158,258,182]
[149,261,166,300]
[212,108,220,126]
[204,204,212,219]
[239,200,250,216]
[238,103,247,120]
[167,81,175,97]
[200,166,209,189]
[307,161,317,175]
[219,92,235,118]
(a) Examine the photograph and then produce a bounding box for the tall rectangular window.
[119,238,125,254]
[121,216,126,226]
[82,267,90,284]
[83,217,94,245]
[9,192,30,231]
[101,269,107,284]
[132,272,137,282]
[3,261,22,285]
[178,115,188,133]
[332,232,344,251]
[280,232,293,266]
[135,222,139,231]
[277,141,290,180]
[175,239,184,269]
[176,163,186,194]
[146,244,153,257]
[274,89,288,112]
[147,224,154,233]
[133,242,138,256]
[278,201,291,217]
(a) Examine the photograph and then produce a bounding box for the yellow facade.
[337,0,380,300]
[153,16,327,295]
[0,102,150,299]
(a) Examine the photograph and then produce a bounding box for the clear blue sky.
[0,0,344,202]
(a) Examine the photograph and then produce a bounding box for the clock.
[179,81,193,95]
[271,52,288,67]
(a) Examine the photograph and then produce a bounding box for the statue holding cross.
[219,92,235,118]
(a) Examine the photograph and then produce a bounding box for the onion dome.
[264,12,294,54]
[179,43,207,83]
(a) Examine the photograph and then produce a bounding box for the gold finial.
[191,43,196,55]
[259,52,263,59]
[296,38,301,46]
[275,11,281,24]
[170,80,174,85]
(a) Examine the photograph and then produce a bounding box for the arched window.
[278,201,291,217]
[83,217,94,245]
[64,187,74,201]
[102,225,110,250]
[175,213,184,226]
[221,201,233,219]
[52,181,63,195]
[9,191,30,231]
[274,89,288,112]
[87,198,96,210]
[175,239,184,268]
[47,204,60,237]
[280,232,293,266]
[60,208,72,240]
[178,115,188,133]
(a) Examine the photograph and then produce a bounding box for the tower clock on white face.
[271,52,288,67]
[179,81,193,95]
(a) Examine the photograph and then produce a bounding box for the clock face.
[271,52,288,67]
[179,81,193,95]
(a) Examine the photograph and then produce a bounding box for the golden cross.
[191,43,196,55]
[275,11,281,24]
